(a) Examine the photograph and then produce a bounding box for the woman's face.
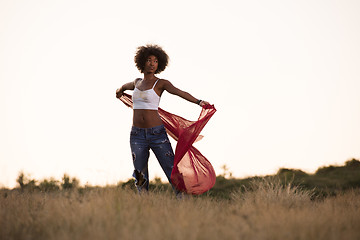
[144,55,158,74]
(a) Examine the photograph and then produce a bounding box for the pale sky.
[1,0,360,188]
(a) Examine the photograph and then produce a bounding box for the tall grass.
[1,178,360,240]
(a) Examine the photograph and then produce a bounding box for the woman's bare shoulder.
[158,78,171,85]
[157,79,170,89]
[133,78,142,85]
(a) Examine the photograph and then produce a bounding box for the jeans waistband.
[131,124,165,133]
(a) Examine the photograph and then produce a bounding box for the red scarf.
[120,93,216,194]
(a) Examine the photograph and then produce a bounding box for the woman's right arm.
[116,80,136,99]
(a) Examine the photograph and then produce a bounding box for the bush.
[39,179,60,192]
[16,172,38,192]
[345,159,360,169]
[61,174,79,190]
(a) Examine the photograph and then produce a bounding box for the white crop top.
[132,79,161,110]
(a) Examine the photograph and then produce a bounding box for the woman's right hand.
[116,81,136,99]
[116,88,123,99]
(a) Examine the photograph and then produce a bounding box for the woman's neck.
[143,73,157,81]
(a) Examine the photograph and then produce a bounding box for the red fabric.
[119,93,217,194]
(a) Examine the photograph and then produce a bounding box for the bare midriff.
[133,109,163,128]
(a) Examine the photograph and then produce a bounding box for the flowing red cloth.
[119,93,217,194]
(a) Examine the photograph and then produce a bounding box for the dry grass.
[1,179,360,240]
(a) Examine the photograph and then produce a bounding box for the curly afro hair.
[134,44,169,74]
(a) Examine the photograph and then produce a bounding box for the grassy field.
[1,178,360,240]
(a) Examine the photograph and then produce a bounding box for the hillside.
[209,158,360,199]
[5,159,360,200]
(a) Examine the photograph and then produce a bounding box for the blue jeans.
[130,125,175,192]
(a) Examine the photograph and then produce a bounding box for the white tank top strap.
[152,79,160,89]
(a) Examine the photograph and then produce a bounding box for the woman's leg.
[148,125,176,188]
[130,127,150,192]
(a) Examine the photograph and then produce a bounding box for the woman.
[115,44,209,193]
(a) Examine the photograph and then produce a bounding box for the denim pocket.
[130,128,139,136]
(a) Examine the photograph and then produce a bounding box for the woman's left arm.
[162,80,209,106]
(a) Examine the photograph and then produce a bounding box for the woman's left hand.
[200,100,210,107]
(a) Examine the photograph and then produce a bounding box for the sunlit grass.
[1,178,360,240]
